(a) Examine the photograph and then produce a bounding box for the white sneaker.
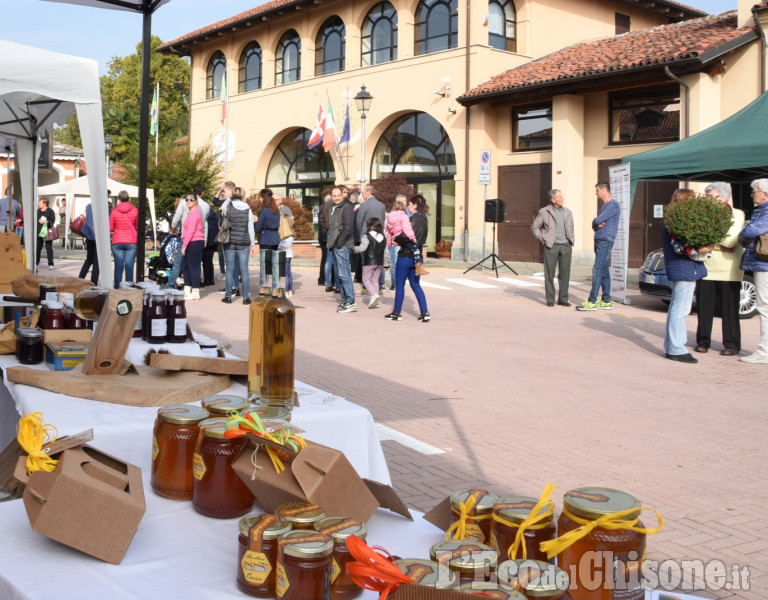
[368,294,380,309]
[740,352,768,364]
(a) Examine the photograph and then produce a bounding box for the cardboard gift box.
[233,436,412,523]
[13,444,145,564]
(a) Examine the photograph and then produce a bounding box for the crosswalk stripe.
[494,277,540,287]
[530,275,584,286]
[375,424,446,455]
[419,281,452,289]
[445,278,499,289]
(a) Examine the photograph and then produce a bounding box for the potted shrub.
[434,239,453,258]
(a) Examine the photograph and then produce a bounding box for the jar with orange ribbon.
[237,514,292,597]
[275,530,334,600]
[490,493,556,563]
[314,517,368,599]
[447,488,497,544]
[540,487,663,600]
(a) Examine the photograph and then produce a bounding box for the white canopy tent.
[0,40,113,287]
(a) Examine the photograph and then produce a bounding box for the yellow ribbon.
[225,413,306,474]
[494,483,556,560]
[444,495,492,540]
[540,505,663,560]
[17,412,59,475]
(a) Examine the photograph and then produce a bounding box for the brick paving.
[51,253,767,600]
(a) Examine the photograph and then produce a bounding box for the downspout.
[664,66,689,138]
[753,7,766,93]
[462,0,471,261]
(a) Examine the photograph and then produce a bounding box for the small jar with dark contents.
[314,517,368,599]
[237,514,292,597]
[16,327,44,365]
[450,489,498,544]
[40,300,64,330]
[491,495,556,563]
[497,559,571,600]
[275,502,327,531]
[275,530,334,600]
[430,540,497,586]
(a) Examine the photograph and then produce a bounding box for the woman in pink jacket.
[108,190,138,287]
[181,194,205,300]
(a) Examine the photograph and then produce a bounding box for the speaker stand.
[463,221,517,278]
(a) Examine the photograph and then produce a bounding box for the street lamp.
[354,85,373,187]
[104,134,113,176]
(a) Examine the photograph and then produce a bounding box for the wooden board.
[5,364,231,407]
[81,289,142,375]
[0,232,31,294]
[148,352,249,375]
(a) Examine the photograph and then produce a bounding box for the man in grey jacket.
[531,189,575,307]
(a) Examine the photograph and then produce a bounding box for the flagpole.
[326,90,348,181]
[224,64,230,181]
[154,82,159,167]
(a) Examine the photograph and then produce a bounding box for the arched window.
[206,51,227,100]
[362,2,398,67]
[488,0,516,52]
[414,0,458,56]
[276,30,301,85]
[239,42,262,92]
[316,16,345,76]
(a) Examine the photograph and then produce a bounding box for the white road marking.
[445,278,498,289]
[419,281,452,289]
[530,275,584,286]
[375,424,446,455]
[494,277,540,287]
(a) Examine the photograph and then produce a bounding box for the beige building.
[160,0,767,264]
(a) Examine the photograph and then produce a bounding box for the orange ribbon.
[345,535,413,600]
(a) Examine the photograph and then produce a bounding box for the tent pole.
[135,8,152,282]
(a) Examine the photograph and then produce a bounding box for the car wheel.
[739,275,757,319]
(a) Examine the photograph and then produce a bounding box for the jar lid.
[202,395,249,415]
[198,338,218,347]
[158,405,209,425]
[47,301,63,309]
[63,300,75,308]
[275,502,326,525]
[493,495,552,525]
[150,290,167,297]
[17,327,44,339]
[458,582,526,599]
[497,560,570,598]
[314,517,368,542]
[396,559,456,589]
[238,514,292,539]
[429,540,497,571]
[199,417,230,438]
[280,531,334,558]
[450,489,497,513]
[244,406,292,422]
[58,292,74,302]
[563,487,641,521]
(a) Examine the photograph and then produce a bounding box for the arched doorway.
[371,112,456,252]
[266,128,336,236]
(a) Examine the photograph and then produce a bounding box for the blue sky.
[2,0,738,75]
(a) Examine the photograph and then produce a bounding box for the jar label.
[275,561,289,598]
[152,436,159,461]
[151,319,168,337]
[330,556,340,585]
[192,452,206,480]
[242,551,271,584]
[174,318,187,336]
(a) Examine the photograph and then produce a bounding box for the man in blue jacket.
[577,182,621,311]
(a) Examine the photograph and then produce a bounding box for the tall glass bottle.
[247,250,274,402]
[260,251,295,408]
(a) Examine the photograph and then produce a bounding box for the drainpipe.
[753,7,766,93]
[664,66,689,139]
[463,0,471,261]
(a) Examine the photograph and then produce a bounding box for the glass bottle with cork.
[247,250,274,403]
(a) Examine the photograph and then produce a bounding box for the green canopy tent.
[622,91,768,204]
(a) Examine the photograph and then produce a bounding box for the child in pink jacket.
[385,198,428,275]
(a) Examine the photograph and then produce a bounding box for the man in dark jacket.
[326,186,356,312]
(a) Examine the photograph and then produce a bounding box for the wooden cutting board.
[5,364,231,407]
[148,352,249,375]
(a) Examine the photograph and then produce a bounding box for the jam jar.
[151,405,210,499]
[40,300,64,330]
[166,289,187,343]
[201,395,250,417]
[497,560,571,600]
[16,327,44,365]
[555,488,648,600]
[429,540,497,586]
[191,418,253,518]
[396,559,457,590]
[449,489,498,544]
[459,582,527,599]
[237,514,292,597]
[314,517,368,599]
[147,290,168,344]
[491,495,557,563]
[275,503,327,531]
[276,530,334,600]
[63,300,86,329]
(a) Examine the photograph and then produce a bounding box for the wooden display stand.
[82,288,142,375]
[0,232,31,294]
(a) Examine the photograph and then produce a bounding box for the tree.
[370,174,416,211]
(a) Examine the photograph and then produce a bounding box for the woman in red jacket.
[109,190,138,287]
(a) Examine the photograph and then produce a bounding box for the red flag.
[323,100,337,152]
[308,103,325,149]
[220,70,228,125]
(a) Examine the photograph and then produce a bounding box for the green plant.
[434,239,453,253]
[664,194,733,248]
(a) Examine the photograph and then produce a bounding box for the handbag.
[215,210,231,245]
[755,231,768,261]
[44,225,60,243]
[70,214,86,236]
[279,214,294,240]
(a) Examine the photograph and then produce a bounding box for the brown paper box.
[232,436,412,523]
[422,496,454,532]
[13,444,146,564]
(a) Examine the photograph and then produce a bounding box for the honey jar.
[201,394,250,417]
[237,514,292,597]
[395,558,457,590]
[449,488,497,543]
[151,405,210,499]
[458,582,527,599]
[314,517,368,599]
[276,530,334,600]
[429,540,497,586]
[191,418,253,518]
[246,405,292,422]
[549,488,656,600]
[491,495,556,563]
[497,559,571,600]
[276,502,327,530]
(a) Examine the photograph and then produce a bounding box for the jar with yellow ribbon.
[490,488,556,563]
[446,488,497,544]
[429,539,497,586]
[539,487,663,600]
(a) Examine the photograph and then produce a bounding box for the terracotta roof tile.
[459,12,754,103]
